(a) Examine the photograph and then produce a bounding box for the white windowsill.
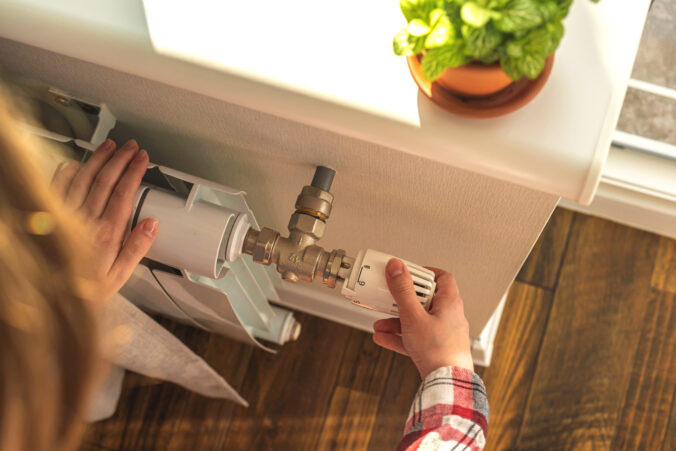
[0,0,652,204]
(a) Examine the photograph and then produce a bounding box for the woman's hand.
[372,259,474,378]
[51,139,158,302]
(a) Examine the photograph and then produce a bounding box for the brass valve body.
[241,167,354,288]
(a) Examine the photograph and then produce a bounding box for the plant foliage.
[393,0,599,81]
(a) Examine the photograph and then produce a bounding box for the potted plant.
[393,0,598,100]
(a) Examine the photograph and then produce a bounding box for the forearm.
[397,366,489,451]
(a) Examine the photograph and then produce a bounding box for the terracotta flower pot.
[407,54,554,118]
[435,61,513,98]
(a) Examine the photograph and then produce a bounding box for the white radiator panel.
[15,83,299,354]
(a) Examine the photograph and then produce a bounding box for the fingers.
[425,266,459,296]
[51,160,80,199]
[386,259,426,320]
[100,148,148,233]
[433,271,460,298]
[64,139,116,209]
[108,218,158,288]
[425,266,446,279]
[429,272,463,315]
[95,148,149,272]
[372,332,408,355]
[81,140,141,218]
[373,318,401,334]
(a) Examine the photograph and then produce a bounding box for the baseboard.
[470,292,507,367]
[560,180,676,240]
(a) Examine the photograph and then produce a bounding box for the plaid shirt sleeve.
[396,366,489,451]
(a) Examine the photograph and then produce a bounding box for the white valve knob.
[340,249,436,316]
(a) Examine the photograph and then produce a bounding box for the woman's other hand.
[51,139,158,302]
[372,259,474,378]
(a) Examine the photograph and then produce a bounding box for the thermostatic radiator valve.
[341,249,436,315]
[239,166,437,316]
[131,165,436,316]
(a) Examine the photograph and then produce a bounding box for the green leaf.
[521,27,552,55]
[499,21,559,80]
[494,0,544,33]
[461,2,498,27]
[487,0,510,8]
[407,19,431,36]
[400,0,418,21]
[538,1,559,23]
[463,24,503,59]
[544,20,565,53]
[393,28,426,56]
[505,39,523,57]
[477,50,500,63]
[425,10,454,47]
[429,8,445,26]
[421,41,469,81]
[444,4,465,40]
[555,0,573,19]
[400,0,441,22]
[500,56,523,81]
[517,21,564,57]
[518,53,546,79]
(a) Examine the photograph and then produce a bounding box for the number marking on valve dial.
[357,265,370,286]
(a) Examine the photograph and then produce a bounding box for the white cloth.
[86,293,247,422]
[86,365,125,422]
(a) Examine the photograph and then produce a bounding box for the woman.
[0,87,157,450]
[0,88,488,450]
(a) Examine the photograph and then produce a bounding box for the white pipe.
[136,188,240,279]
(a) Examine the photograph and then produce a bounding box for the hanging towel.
[86,293,247,422]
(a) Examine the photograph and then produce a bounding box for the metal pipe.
[310,165,335,192]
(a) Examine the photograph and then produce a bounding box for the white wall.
[0,39,558,337]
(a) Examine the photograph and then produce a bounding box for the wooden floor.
[82,209,676,451]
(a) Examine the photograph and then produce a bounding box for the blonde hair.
[0,85,99,451]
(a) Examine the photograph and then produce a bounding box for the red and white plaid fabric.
[397,366,489,451]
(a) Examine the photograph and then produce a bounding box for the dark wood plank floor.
[82,209,676,450]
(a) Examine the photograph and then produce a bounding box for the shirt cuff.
[403,366,489,441]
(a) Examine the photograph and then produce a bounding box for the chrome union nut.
[252,227,279,265]
[323,249,346,289]
[295,186,333,219]
[288,213,326,240]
